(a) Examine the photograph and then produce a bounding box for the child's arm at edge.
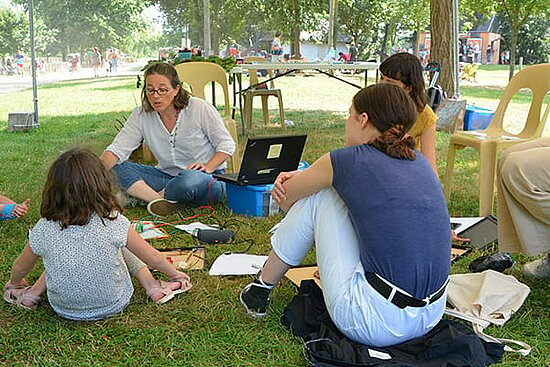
[9,242,38,287]
[126,226,190,281]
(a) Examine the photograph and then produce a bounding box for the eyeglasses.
[145,87,172,96]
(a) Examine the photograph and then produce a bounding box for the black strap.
[366,272,446,309]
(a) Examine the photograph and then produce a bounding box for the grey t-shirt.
[29,213,133,321]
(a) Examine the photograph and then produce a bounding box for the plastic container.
[463,105,495,130]
[225,161,310,217]
[177,50,192,61]
[226,184,280,217]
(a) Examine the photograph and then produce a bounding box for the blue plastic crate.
[226,183,280,217]
[225,161,310,217]
[463,105,494,130]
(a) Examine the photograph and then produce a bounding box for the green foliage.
[0,6,28,57]
[139,55,236,76]
[499,13,550,65]
[337,0,382,58]
[13,0,146,56]
[157,0,254,54]
[181,55,237,72]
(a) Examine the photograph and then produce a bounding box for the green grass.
[0,71,549,366]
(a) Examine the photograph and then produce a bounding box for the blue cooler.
[225,161,310,217]
[463,105,495,130]
[226,184,280,217]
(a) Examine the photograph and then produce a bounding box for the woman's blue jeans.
[113,161,225,205]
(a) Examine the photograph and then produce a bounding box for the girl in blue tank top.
[240,83,451,347]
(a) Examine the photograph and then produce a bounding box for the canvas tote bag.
[445,270,532,356]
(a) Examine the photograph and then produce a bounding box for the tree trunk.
[430,0,457,98]
[211,23,220,56]
[379,23,390,60]
[192,0,203,47]
[414,20,421,56]
[509,22,519,81]
[291,27,301,58]
[328,0,338,49]
[203,0,211,56]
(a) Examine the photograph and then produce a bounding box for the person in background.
[497,138,550,279]
[3,149,191,319]
[270,32,284,63]
[240,84,450,348]
[338,51,351,63]
[100,62,235,217]
[14,51,24,75]
[378,52,438,175]
[349,43,358,63]
[91,47,102,77]
[110,49,119,73]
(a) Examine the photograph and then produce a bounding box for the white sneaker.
[523,255,550,279]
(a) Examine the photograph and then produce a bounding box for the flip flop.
[0,204,16,221]
[146,280,175,305]
[170,278,192,295]
[3,286,40,310]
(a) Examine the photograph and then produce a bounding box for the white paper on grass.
[209,253,268,276]
[135,221,167,240]
[450,217,486,234]
[174,222,220,234]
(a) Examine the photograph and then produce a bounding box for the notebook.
[214,134,307,186]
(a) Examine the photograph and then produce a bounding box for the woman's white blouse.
[106,97,236,176]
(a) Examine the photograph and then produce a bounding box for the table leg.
[211,81,216,106]
[237,74,245,135]
[232,75,237,119]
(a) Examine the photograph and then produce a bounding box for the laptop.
[214,134,307,186]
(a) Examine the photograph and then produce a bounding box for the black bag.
[427,85,446,110]
[424,62,446,111]
[281,280,504,367]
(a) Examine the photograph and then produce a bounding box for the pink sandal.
[3,286,40,310]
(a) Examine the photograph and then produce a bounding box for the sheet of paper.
[208,253,268,276]
[134,221,168,240]
[174,222,220,234]
[450,217,486,234]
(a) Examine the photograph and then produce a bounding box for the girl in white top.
[101,62,236,216]
[3,149,191,321]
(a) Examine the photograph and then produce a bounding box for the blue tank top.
[331,144,450,299]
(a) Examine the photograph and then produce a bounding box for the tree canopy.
[0,7,28,57]
[0,0,547,67]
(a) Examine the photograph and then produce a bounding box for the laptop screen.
[238,134,307,185]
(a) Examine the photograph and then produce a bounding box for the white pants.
[272,188,446,347]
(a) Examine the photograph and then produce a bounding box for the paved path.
[0,63,143,95]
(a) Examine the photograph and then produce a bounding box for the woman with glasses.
[100,62,236,216]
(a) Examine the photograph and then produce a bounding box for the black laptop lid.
[237,134,307,185]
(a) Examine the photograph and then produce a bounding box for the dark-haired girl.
[240,83,451,347]
[379,52,438,174]
[4,149,191,320]
[101,62,236,216]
